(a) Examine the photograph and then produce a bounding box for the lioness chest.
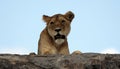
[38,28,69,55]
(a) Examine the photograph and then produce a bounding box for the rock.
[0,53,120,69]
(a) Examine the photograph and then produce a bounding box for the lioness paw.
[72,50,82,55]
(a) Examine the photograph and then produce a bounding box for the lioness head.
[43,11,74,45]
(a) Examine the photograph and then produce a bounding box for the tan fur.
[38,11,75,55]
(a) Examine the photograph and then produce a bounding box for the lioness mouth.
[54,34,65,40]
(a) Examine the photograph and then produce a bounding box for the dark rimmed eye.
[50,22,54,24]
[61,20,65,24]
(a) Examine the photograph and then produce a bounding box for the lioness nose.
[55,28,61,32]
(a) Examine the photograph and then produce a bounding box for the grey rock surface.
[0,53,120,69]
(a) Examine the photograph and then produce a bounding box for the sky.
[0,0,120,54]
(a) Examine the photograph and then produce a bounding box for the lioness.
[38,11,75,55]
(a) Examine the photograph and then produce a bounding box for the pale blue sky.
[0,0,120,54]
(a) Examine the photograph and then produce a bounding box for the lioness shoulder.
[38,11,80,55]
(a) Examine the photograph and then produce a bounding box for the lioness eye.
[61,20,65,24]
[50,22,54,24]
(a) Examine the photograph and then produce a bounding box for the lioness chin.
[38,11,80,55]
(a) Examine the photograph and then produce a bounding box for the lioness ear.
[43,15,51,23]
[64,11,74,22]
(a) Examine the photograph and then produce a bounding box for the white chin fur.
[55,39,65,45]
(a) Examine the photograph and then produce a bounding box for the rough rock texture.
[0,53,120,69]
